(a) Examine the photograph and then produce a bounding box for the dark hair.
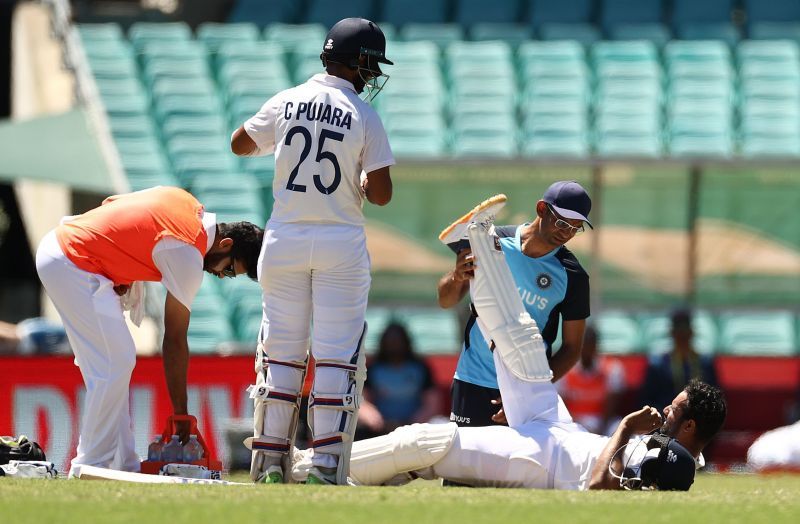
[375,321,416,363]
[683,379,727,444]
[670,307,693,332]
[217,222,264,280]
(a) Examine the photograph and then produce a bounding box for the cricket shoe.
[256,464,283,484]
[438,194,507,253]
[305,465,337,485]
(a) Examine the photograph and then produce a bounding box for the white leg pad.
[249,343,307,482]
[308,322,367,484]
[467,223,553,383]
[348,422,458,486]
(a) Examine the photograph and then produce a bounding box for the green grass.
[2,473,800,524]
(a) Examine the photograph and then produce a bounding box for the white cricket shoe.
[438,194,507,247]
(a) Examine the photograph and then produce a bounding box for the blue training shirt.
[454,224,590,389]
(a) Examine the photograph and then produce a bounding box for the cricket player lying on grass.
[293,217,727,491]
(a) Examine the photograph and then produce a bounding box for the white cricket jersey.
[244,73,395,226]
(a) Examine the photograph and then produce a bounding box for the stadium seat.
[228,0,300,27]
[538,23,602,45]
[456,0,521,26]
[521,117,590,158]
[608,24,672,46]
[188,281,236,353]
[78,23,124,42]
[401,24,465,47]
[526,0,593,29]
[390,308,461,354]
[672,0,734,26]
[737,40,800,156]
[675,23,741,46]
[600,0,664,33]
[638,310,718,356]
[108,114,158,139]
[197,22,260,52]
[381,0,449,26]
[128,22,192,50]
[594,311,642,354]
[470,23,533,46]
[743,0,800,25]
[718,311,798,356]
[263,23,327,54]
[749,21,800,42]
[304,0,375,28]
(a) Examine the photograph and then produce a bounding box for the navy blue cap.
[542,180,593,229]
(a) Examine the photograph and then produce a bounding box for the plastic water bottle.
[161,434,183,463]
[147,435,163,461]
[182,435,204,462]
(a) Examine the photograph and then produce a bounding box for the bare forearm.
[589,422,635,490]
[549,342,581,382]
[162,337,189,415]
[437,271,468,308]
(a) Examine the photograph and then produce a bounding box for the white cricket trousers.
[258,221,370,465]
[430,351,574,488]
[35,230,139,476]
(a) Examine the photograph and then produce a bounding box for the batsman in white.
[34,187,264,477]
[230,18,394,485]
[293,212,728,491]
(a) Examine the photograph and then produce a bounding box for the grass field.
[2,473,800,524]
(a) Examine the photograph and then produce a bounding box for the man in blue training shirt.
[437,181,592,428]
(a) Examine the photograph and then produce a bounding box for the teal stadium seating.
[718,311,798,356]
[638,310,718,355]
[76,10,800,353]
[594,311,642,354]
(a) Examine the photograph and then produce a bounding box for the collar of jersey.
[514,223,561,259]
[311,73,357,94]
[202,211,216,253]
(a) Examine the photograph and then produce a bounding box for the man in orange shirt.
[34,187,263,477]
[558,326,625,435]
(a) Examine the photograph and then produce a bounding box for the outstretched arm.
[549,319,585,382]
[589,405,663,490]
[162,291,191,440]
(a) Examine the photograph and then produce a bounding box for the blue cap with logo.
[542,180,593,229]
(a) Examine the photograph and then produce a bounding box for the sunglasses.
[547,205,585,235]
[221,259,236,278]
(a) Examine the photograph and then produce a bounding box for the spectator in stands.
[641,308,718,411]
[357,322,442,438]
[557,325,625,436]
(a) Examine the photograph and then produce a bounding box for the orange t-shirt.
[561,360,614,419]
[55,187,208,286]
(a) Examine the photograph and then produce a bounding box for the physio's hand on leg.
[490,398,507,425]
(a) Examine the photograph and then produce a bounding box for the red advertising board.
[0,355,258,473]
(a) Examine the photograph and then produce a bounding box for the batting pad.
[70,465,248,485]
[347,422,458,486]
[467,223,552,383]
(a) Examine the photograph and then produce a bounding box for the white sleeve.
[151,238,204,311]
[243,94,281,156]
[361,108,395,174]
